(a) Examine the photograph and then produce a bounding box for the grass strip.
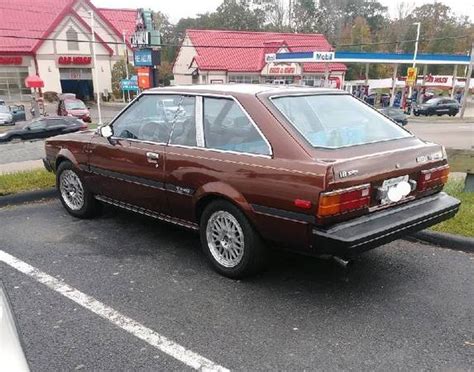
[0,169,55,196]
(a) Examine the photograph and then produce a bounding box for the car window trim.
[200,94,273,157]
[107,91,273,158]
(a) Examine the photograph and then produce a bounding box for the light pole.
[122,31,130,103]
[90,11,102,125]
[408,22,421,114]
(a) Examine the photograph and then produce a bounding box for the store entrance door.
[59,68,93,101]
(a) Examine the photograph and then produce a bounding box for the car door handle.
[146,152,160,163]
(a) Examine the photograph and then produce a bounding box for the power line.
[0,32,471,50]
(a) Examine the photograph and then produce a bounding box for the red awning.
[25,75,44,88]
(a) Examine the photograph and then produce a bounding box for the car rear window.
[271,94,411,148]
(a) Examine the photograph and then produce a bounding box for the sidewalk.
[0,159,44,175]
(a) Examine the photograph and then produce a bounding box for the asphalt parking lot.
[1,200,473,371]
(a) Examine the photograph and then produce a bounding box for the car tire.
[414,112,420,116]
[56,161,100,219]
[200,200,267,279]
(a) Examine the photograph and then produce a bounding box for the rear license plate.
[382,175,409,188]
[379,175,410,205]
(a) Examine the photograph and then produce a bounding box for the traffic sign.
[120,75,138,91]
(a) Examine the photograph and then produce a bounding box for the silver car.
[0,105,14,125]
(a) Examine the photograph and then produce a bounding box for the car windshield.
[65,100,86,110]
[0,106,9,113]
[271,94,411,148]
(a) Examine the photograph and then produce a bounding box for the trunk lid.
[316,138,447,211]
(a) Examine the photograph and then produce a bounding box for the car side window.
[168,96,196,146]
[112,95,195,145]
[28,120,46,129]
[203,97,270,155]
[45,119,65,127]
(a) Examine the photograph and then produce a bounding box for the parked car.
[0,116,87,143]
[43,85,460,278]
[379,107,408,126]
[0,105,14,125]
[413,97,460,116]
[0,282,29,371]
[58,94,91,122]
[9,105,26,123]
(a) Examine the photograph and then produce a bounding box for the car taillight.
[317,184,371,219]
[418,164,449,191]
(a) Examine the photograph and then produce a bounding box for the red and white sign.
[58,56,92,65]
[424,74,449,84]
[137,67,151,89]
[0,56,22,65]
[269,66,296,75]
[262,62,300,76]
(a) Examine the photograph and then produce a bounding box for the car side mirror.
[99,125,116,145]
[100,125,113,138]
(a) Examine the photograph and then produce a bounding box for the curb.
[409,230,474,254]
[0,188,56,208]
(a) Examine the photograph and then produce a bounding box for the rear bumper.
[312,192,460,258]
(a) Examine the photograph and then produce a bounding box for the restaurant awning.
[25,75,44,88]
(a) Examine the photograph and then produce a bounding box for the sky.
[93,0,473,23]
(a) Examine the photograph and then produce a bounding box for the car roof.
[147,84,344,97]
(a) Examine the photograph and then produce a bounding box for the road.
[407,121,474,150]
[1,200,473,371]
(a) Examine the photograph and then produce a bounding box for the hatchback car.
[43,85,460,278]
[414,97,460,116]
[58,94,91,122]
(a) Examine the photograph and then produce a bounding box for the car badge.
[339,169,359,178]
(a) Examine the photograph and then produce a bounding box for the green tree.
[111,60,135,99]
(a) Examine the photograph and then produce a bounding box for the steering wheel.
[138,121,170,143]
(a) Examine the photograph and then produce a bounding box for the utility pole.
[460,41,473,119]
[408,22,421,115]
[90,11,102,125]
[122,31,130,103]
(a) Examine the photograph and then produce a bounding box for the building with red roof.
[0,0,136,101]
[173,29,346,87]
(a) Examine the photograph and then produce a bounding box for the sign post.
[460,42,473,119]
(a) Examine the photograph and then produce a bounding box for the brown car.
[43,85,460,278]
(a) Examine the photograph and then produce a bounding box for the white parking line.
[0,250,229,372]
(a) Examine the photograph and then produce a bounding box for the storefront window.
[302,75,324,87]
[228,75,260,84]
[0,67,31,101]
[264,76,295,85]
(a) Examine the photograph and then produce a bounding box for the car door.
[87,94,190,214]
[44,119,68,138]
[435,99,447,114]
[23,119,47,139]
